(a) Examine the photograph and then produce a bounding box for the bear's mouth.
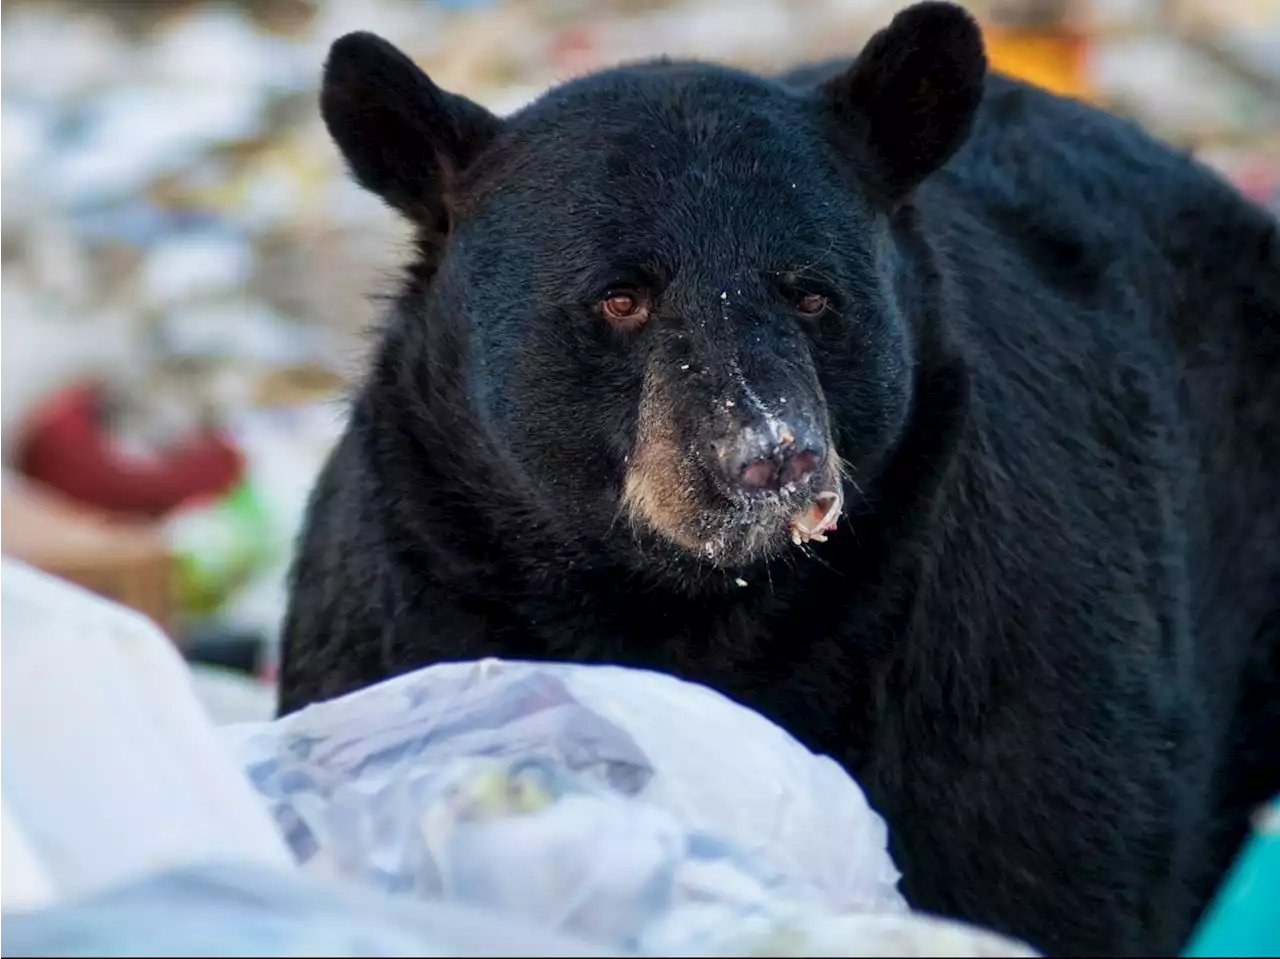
[789,489,843,545]
[691,459,844,564]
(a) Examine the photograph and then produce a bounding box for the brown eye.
[797,293,828,316]
[598,290,650,330]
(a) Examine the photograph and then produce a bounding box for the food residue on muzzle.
[790,489,842,546]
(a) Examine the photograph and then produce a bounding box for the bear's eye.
[598,289,650,331]
[796,293,829,317]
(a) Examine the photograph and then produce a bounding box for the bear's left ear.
[320,31,502,229]
[822,1,986,207]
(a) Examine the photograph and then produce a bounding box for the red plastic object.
[16,382,245,520]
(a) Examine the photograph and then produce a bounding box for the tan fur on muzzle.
[621,367,709,552]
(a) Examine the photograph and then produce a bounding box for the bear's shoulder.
[940,73,1258,251]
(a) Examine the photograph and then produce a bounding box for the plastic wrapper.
[223,659,1037,956]
[1183,796,1280,958]
[0,861,618,958]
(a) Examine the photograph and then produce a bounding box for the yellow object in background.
[983,25,1096,102]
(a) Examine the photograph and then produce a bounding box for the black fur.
[281,4,1280,956]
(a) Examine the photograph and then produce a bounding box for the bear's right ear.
[320,32,502,227]
[822,2,986,207]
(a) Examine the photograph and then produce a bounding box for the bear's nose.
[723,426,825,494]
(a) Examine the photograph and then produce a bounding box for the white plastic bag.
[223,659,1037,956]
[225,659,904,916]
[0,559,293,907]
[1,800,57,912]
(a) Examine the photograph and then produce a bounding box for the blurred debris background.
[2,0,1277,696]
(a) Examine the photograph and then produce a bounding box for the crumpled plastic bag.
[221,659,1037,957]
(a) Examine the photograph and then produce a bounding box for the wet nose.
[724,426,826,494]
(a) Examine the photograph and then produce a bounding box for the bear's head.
[323,2,985,573]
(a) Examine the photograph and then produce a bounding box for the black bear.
[279,3,1280,955]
